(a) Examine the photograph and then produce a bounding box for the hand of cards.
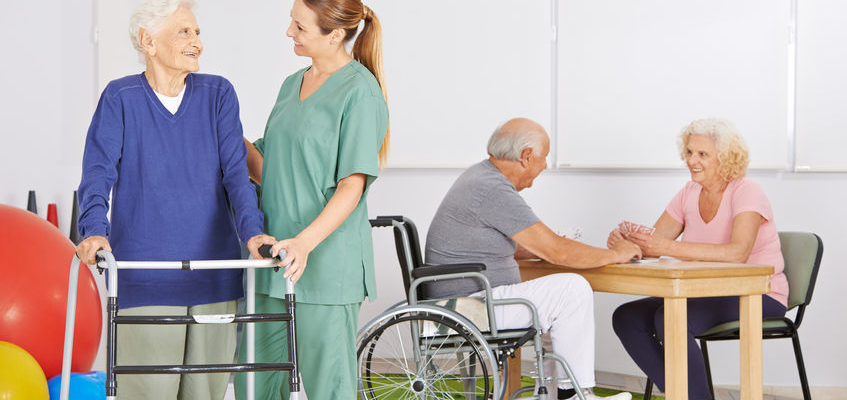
[618,220,655,236]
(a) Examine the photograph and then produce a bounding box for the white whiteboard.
[556,0,791,169]
[795,0,847,171]
[368,0,551,167]
[97,0,550,168]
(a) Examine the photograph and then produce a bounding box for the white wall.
[2,0,845,391]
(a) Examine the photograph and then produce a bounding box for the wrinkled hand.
[76,235,111,266]
[271,237,313,284]
[247,234,277,259]
[607,228,625,249]
[611,239,642,263]
[626,232,668,257]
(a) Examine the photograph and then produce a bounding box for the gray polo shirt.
[424,160,540,298]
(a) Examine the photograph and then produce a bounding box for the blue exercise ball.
[47,371,106,400]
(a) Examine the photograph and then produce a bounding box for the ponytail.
[303,0,390,167]
[352,6,390,167]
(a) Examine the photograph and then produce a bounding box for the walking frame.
[60,245,300,400]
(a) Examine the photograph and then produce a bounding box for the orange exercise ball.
[0,204,102,379]
[0,341,49,399]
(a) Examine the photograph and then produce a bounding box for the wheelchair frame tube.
[408,272,499,336]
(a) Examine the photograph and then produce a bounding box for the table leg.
[664,297,688,400]
[740,294,763,400]
[507,348,522,395]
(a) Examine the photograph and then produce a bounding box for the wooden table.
[515,259,773,400]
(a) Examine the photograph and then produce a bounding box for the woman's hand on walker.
[76,235,111,266]
[247,234,277,259]
[272,237,313,283]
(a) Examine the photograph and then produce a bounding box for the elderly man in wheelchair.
[357,118,639,400]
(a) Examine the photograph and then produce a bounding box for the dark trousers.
[612,295,786,400]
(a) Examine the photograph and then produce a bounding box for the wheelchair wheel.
[357,307,498,399]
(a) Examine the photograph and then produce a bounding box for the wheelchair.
[357,216,586,400]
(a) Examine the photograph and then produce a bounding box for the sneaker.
[566,389,633,400]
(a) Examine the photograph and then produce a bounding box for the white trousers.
[477,273,596,390]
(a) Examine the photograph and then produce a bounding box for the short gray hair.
[129,0,196,63]
[486,122,545,161]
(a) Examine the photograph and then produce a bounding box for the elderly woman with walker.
[74,0,275,398]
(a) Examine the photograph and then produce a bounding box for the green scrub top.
[254,60,388,305]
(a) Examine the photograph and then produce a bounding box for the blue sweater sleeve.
[77,85,124,239]
[216,81,265,242]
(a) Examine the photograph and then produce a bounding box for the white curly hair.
[677,118,750,181]
[128,0,197,63]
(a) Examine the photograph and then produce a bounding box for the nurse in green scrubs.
[234,0,388,399]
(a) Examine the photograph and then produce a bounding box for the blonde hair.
[303,0,390,167]
[677,118,749,181]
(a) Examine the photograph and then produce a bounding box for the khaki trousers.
[116,300,238,400]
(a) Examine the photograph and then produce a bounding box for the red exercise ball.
[0,204,102,379]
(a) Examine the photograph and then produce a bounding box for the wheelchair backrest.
[370,215,425,302]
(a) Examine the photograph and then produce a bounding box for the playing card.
[636,224,655,235]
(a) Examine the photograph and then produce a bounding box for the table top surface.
[518,258,774,279]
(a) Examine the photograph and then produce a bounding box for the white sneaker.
[567,389,633,400]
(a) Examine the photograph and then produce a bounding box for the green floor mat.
[358,375,662,399]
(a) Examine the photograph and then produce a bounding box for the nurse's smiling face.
[286,0,332,58]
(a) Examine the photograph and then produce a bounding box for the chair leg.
[791,332,812,400]
[700,339,716,400]
[644,378,653,400]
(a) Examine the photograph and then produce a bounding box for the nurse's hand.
[272,237,312,283]
[247,234,277,259]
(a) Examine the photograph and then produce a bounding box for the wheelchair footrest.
[114,313,292,324]
[113,362,295,374]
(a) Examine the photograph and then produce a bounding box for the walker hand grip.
[258,244,286,263]
[258,244,274,258]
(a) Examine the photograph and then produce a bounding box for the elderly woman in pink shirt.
[607,118,787,400]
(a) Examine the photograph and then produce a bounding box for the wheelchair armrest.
[411,263,486,279]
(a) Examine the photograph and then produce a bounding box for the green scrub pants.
[115,300,238,400]
[235,294,360,400]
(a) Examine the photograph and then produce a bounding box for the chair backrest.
[778,232,823,324]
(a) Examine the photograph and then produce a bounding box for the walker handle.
[258,244,285,262]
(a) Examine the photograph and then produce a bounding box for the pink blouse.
[665,178,788,306]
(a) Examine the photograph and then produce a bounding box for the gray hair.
[129,0,196,63]
[486,122,545,161]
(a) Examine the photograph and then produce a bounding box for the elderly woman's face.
[148,6,203,74]
[286,0,332,58]
[684,134,721,186]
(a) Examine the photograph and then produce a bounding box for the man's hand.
[76,235,111,266]
[247,234,277,259]
[611,239,642,263]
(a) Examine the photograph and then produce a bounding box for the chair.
[358,215,586,400]
[644,232,823,400]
